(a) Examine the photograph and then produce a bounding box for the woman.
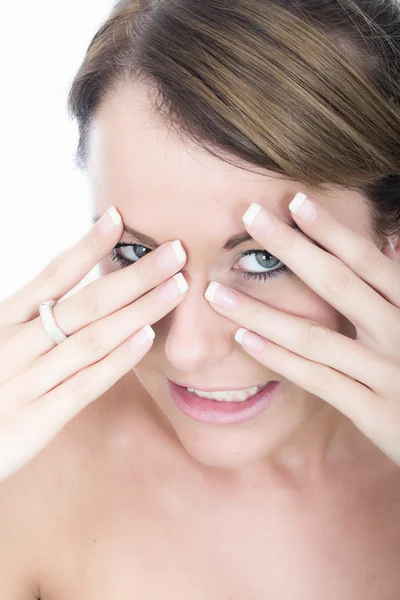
[0,0,399,597]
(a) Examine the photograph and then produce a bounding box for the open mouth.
[166,378,280,426]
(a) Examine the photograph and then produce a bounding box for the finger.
[0,206,123,328]
[234,327,381,433]
[242,198,400,339]
[205,282,398,393]
[287,194,400,307]
[1,239,186,382]
[0,325,155,482]
[1,274,188,412]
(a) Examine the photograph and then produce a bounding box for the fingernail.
[129,325,155,351]
[158,273,188,302]
[242,203,276,233]
[156,240,186,270]
[235,328,267,352]
[289,193,317,222]
[98,206,122,237]
[205,282,238,310]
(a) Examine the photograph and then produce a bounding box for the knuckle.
[74,323,103,356]
[323,258,356,296]
[71,283,100,319]
[298,321,330,356]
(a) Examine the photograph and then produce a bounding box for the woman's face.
[87,83,370,470]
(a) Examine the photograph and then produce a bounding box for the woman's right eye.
[110,243,153,268]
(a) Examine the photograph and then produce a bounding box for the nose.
[163,278,237,373]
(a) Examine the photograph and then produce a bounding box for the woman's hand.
[0,206,188,483]
[205,193,400,466]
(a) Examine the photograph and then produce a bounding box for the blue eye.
[234,249,290,282]
[110,243,152,268]
[110,244,290,282]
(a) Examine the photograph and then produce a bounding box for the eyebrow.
[92,216,304,251]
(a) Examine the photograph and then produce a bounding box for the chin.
[167,404,317,470]
[174,432,286,470]
[133,369,323,471]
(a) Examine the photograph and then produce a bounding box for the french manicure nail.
[242,203,276,233]
[205,282,238,310]
[235,328,267,352]
[129,325,155,351]
[156,240,186,270]
[289,193,318,222]
[158,273,188,302]
[98,206,122,237]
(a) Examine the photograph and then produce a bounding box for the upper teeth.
[187,382,268,403]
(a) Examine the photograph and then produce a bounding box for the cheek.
[261,279,351,335]
[132,347,165,400]
[295,292,353,337]
[134,338,163,376]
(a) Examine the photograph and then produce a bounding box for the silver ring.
[39,300,68,344]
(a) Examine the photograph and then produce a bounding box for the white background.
[0,1,117,304]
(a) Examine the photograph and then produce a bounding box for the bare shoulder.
[0,395,111,599]
[0,466,41,599]
[0,425,81,600]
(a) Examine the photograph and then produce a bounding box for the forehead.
[86,83,368,244]
[88,82,278,191]
[87,85,295,223]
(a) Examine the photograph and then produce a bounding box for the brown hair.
[67,0,400,245]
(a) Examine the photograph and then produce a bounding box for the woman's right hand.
[0,206,188,483]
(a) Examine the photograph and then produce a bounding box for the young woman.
[0,0,399,597]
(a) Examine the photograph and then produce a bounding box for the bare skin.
[0,373,399,599]
[0,81,399,598]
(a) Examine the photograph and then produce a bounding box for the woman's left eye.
[233,249,290,282]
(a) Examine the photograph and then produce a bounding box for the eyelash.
[110,243,290,282]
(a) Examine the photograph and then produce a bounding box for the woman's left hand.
[205,194,400,466]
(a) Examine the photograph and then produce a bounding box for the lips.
[166,378,280,425]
